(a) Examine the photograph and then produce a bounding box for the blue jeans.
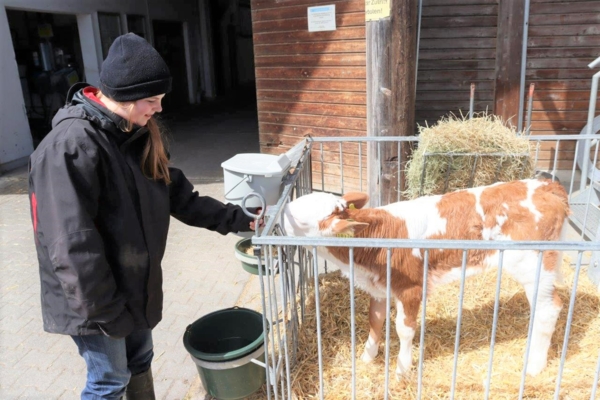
[71,329,153,400]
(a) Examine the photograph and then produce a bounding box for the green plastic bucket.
[183,307,266,399]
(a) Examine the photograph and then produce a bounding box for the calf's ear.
[332,219,369,237]
[342,192,369,209]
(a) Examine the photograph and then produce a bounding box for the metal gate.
[247,133,600,400]
[242,55,600,400]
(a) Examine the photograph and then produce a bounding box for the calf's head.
[282,192,370,237]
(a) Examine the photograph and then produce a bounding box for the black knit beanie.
[99,33,172,102]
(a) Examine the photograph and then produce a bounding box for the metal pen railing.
[251,135,600,400]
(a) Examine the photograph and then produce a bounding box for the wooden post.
[494,0,525,127]
[367,0,417,207]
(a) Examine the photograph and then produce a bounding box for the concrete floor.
[163,92,260,183]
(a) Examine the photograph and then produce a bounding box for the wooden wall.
[415,0,497,128]
[252,0,367,156]
[526,0,600,170]
[250,0,600,181]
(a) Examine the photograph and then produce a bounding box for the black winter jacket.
[28,86,255,337]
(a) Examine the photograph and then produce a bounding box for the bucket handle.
[224,175,251,198]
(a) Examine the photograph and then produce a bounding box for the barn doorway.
[206,0,255,99]
[152,20,188,112]
[6,9,84,147]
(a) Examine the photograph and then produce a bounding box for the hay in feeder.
[404,113,535,199]
[280,258,599,399]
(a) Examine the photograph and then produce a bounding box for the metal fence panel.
[250,135,600,399]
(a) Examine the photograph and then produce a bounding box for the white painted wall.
[0,0,203,173]
[0,6,33,172]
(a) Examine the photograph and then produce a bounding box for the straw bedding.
[404,113,535,199]
[267,257,599,400]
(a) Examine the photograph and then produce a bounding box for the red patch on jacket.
[31,192,38,235]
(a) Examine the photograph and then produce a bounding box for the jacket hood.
[52,83,148,147]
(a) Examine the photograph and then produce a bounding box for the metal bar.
[443,155,453,193]
[397,141,401,202]
[420,155,427,197]
[484,250,505,400]
[517,0,531,133]
[424,151,529,157]
[518,251,545,400]
[257,244,273,400]
[313,247,325,400]
[468,154,479,187]
[309,133,600,143]
[253,237,600,253]
[591,350,600,400]
[278,245,293,400]
[589,55,600,69]
[579,71,600,191]
[320,142,325,192]
[415,0,423,98]
[266,246,280,400]
[306,148,313,197]
[299,249,306,322]
[554,251,584,399]
[417,249,430,400]
[359,142,363,192]
[287,249,300,373]
[450,250,469,399]
[378,141,382,206]
[469,83,475,119]
[384,248,392,400]
[268,245,285,400]
[568,139,578,196]
[525,83,535,136]
[340,142,345,194]
[494,155,503,182]
[349,247,356,400]
[550,140,559,180]
[581,139,600,238]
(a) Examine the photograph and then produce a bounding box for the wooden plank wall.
[251,0,600,185]
[415,0,498,129]
[526,0,600,170]
[252,0,366,151]
[251,0,367,191]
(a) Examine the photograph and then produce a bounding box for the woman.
[28,33,260,399]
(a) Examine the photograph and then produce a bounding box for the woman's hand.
[249,218,265,231]
[249,208,265,231]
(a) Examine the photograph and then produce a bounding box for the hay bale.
[282,259,599,399]
[404,113,535,199]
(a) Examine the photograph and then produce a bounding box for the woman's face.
[129,94,165,126]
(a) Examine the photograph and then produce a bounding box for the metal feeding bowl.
[234,238,278,276]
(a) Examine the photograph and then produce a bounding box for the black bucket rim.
[183,307,265,362]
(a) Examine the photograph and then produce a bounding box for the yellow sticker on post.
[365,0,391,21]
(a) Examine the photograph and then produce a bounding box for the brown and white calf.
[282,179,570,377]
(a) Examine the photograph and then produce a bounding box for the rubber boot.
[125,368,156,400]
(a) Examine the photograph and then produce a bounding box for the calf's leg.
[361,297,386,363]
[524,270,562,375]
[508,250,563,376]
[395,289,420,377]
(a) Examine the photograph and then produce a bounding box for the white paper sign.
[307,5,336,32]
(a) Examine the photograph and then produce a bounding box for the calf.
[282,179,570,377]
